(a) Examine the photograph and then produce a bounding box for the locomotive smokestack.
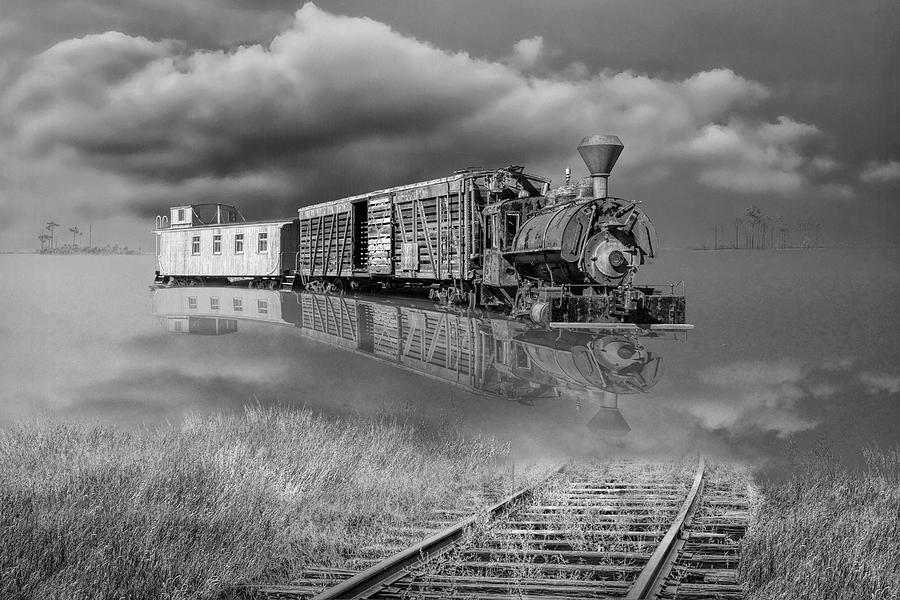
[577,134,624,199]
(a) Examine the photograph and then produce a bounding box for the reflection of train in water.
[153,135,687,326]
[151,287,684,434]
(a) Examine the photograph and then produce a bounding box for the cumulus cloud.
[859,372,900,395]
[810,155,839,175]
[680,117,820,193]
[680,357,900,439]
[509,35,544,70]
[1,3,832,224]
[685,359,818,437]
[859,159,900,184]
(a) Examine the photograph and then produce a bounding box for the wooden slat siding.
[370,303,401,359]
[367,195,393,275]
[297,208,352,278]
[397,309,478,381]
[324,213,336,274]
[156,221,291,277]
[297,294,358,349]
[336,214,346,276]
[393,181,463,281]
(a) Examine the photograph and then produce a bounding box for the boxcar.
[294,168,550,297]
[154,203,298,287]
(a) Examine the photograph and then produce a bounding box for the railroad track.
[249,458,749,600]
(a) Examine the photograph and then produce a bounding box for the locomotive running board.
[549,322,694,331]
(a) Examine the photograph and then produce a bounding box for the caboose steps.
[281,274,297,291]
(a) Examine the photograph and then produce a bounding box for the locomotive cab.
[480,170,551,289]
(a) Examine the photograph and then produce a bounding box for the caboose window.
[258,232,268,253]
[191,235,200,255]
[213,234,221,254]
[210,297,220,311]
[235,233,244,254]
[258,300,268,314]
[233,298,243,311]
[188,297,198,310]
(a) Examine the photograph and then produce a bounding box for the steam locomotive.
[154,135,686,325]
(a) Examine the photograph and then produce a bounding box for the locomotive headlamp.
[582,234,632,283]
[617,344,637,359]
[608,250,627,268]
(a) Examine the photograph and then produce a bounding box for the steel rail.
[309,463,567,600]
[624,456,706,600]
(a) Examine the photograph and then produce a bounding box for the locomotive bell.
[577,134,624,199]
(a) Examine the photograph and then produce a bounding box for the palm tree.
[37,233,50,251]
[744,207,762,249]
[779,226,789,249]
[45,221,59,250]
[69,226,81,247]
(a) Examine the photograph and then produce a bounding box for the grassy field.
[0,406,517,600]
[742,446,900,600]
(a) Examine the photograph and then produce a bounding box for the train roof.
[298,167,551,216]
[155,203,296,232]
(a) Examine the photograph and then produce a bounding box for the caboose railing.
[281,251,301,273]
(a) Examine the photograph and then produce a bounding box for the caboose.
[153,203,298,288]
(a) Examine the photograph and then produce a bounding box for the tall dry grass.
[0,406,510,600]
[742,445,900,600]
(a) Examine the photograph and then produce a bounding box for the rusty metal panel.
[367,195,393,275]
[483,249,517,286]
[512,201,592,256]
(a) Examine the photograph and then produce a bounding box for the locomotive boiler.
[153,134,686,325]
[484,135,679,325]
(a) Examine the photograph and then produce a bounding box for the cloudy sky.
[0,0,896,251]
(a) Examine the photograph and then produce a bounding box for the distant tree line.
[710,206,821,250]
[36,221,140,254]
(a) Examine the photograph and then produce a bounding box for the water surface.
[2,250,897,474]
